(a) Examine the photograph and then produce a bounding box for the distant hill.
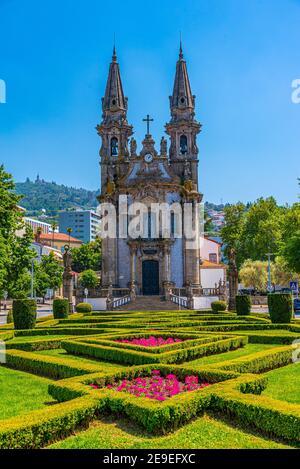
[15,177,99,218]
[15,176,226,221]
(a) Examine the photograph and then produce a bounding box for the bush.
[211,301,227,313]
[236,295,251,316]
[268,294,293,324]
[6,310,13,324]
[76,302,92,314]
[53,298,69,319]
[79,270,99,289]
[12,299,37,330]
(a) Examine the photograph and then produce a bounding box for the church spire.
[169,42,195,120]
[102,46,128,119]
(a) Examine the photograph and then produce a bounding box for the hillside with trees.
[15,176,99,217]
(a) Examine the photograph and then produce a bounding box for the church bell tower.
[165,43,201,188]
[97,47,133,192]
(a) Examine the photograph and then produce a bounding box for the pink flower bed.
[115,336,183,347]
[89,370,210,401]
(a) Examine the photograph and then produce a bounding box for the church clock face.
[144,153,153,164]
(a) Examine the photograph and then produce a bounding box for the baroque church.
[97,45,204,299]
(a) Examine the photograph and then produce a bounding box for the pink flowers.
[115,336,183,347]
[89,370,210,401]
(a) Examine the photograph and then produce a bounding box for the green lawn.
[188,343,275,366]
[262,363,300,404]
[0,366,56,420]
[49,414,291,449]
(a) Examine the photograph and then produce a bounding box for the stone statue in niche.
[160,137,167,156]
[130,137,137,156]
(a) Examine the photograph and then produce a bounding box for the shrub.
[268,294,293,324]
[12,299,37,330]
[76,302,92,314]
[79,270,99,289]
[236,295,251,316]
[211,301,227,313]
[6,310,13,324]
[53,298,69,319]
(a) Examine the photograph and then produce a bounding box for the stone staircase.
[114,295,186,311]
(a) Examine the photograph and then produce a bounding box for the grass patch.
[262,363,300,405]
[48,414,291,449]
[0,366,56,420]
[188,344,275,366]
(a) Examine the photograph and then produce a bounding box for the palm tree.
[51,222,58,247]
[67,227,73,246]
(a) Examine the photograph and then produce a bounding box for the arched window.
[111,137,118,156]
[180,135,188,155]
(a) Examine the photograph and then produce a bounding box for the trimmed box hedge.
[236,295,251,316]
[268,293,293,324]
[12,299,37,330]
[62,335,248,366]
[3,349,108,379]
[53,298,69,319]
[0,395,103,449]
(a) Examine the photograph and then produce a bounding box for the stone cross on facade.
[143,114,154,135]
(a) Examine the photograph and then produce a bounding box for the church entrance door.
[142,260,159,295]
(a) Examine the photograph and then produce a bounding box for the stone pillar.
[130,245,137,286]
[62,245,73,314]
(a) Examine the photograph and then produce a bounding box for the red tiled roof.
[40,233,82,243]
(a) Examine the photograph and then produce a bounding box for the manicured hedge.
[5,337,65,351]
[62,335,248,366]
[212,345,295,373]
[211,301,227,313]
[53,298,69,319]
[211,389,300,442]
[3,349,106,379]
[12,299,37,330]
[76,303,92,314]
[236,295,251,316]
[0,396,103,449]
[268,294,293,324]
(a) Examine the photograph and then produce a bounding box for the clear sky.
[0,0,299,205]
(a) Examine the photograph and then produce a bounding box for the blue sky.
[0,0,299,205]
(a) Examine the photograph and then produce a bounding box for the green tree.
[220,203,246,310]
[0,165,35,298]
[71,238,101,273]
[40,252,63,295]
[281,232,300,274]
[239,197,285,262]
[79,269,100,289]
[239,260,269,291]
[34,263,50,301]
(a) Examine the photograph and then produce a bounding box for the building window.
[180,135,188,155]
[111,137,118,156]
[209,253,217,264]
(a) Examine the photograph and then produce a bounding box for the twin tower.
[97,45,203,295]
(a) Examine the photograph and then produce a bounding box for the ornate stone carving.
[130,137,137,157]
[160,137,167,156]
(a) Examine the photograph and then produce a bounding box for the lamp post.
[30,259,34,299]
[67,227,73,246]
[266,251,274,293]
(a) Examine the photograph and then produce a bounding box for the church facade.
[97,45,203,297]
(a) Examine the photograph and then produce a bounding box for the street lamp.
[266,251,274,293]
